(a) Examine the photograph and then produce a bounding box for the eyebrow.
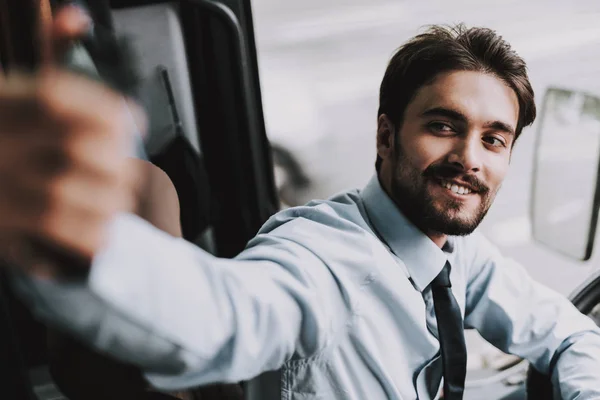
[421,107,515,136]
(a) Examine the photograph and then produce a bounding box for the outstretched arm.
[0,3,343,392]
[14,211,342,392]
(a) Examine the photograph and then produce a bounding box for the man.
[2,7,600,400]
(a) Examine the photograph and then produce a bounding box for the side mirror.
[531,88,600,261]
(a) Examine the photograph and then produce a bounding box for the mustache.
[423,164,490,194]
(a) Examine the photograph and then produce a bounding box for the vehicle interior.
[1,0,277,398]
[1,0,600,399]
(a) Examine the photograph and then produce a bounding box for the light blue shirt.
[12,175,600,399]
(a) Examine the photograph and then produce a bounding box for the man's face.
[378,70,519,236]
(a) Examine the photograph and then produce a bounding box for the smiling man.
[5,22,600,400]
[378,68,519,242]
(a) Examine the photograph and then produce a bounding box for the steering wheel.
[526,272,600,398]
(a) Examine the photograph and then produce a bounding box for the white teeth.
[441,181,471,195]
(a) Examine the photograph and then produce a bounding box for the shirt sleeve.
[463,232,600,400]
[10,212,343,391]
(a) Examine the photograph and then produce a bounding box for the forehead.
[406,70,519,128]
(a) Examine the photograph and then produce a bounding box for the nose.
[447,136,482,173]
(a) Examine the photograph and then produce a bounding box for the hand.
[0,5,146,274]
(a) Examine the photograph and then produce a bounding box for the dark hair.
[376,24,536,171]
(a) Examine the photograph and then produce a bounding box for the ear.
[377,114,396,161]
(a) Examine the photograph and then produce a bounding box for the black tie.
[431,261,467,400]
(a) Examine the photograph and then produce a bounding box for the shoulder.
[255,189,374,244]
[260,189,367,234]
[242,189,382,271]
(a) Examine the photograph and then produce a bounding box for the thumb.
[41,4,93,67]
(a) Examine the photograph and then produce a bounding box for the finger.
[0,167,137,259]
[0,233,87,278]
[53,4,93,40]
[0,126,133,191]
[0,67,148,145]
[35,69,144,134]
[37,0,55,67]
[0,69,143,144]
[0,176,50,234]
[0,122,142,219]
[43,4,93,66]
[38,177,137,259]
[0,117,125,189]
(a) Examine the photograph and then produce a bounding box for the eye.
[483,135,506,148]
[428,122,455,134]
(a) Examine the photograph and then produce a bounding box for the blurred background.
[251,0,600,396]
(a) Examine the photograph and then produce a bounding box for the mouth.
[435,179,478,196]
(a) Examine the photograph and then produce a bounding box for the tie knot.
[432,262,452,288]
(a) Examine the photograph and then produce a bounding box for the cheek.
[410,135,454,170]
[485,155,510,190]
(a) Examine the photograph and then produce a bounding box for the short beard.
[389,144,494,236]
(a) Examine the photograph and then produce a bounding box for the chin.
[426,207,482,236]
[439,221,479,236]
[443,211,486,235]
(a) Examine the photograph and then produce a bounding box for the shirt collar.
[360,174,451,292]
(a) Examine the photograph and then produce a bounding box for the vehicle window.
[251,0,600,393]
[251,0,600,292]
